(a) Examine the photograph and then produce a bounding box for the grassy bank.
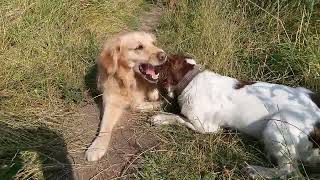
[136,0,320,179]
[157,0,319,89]
[0,0,146,179]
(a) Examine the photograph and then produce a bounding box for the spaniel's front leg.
[150,112,196,131]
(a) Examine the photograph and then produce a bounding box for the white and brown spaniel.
[152,54,320,179]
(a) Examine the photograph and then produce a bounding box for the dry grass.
[135,125,269,179]
[156,0,320,88]
[0,0,147,179]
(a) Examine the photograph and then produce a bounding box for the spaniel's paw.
[242,164,284,179]
[150,114,166,125]
[150,114,176,125]
[242,165,261,179]
[133,102,160,111]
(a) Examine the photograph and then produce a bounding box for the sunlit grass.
[135,0,320,179]
[0,0,146,179]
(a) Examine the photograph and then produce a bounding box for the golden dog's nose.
[157,52,167,62]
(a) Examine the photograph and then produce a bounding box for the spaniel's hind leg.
[244,114,300,179]
[243,148,299,179]
[243,164,297,179]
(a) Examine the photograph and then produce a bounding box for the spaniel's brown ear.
[98,43,120,75]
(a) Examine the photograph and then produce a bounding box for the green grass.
[0,0,147,179]
[1,0,320,179]
[135,0,320,179]
[0,0,146,112]
[135,126,268,179]
[157,0,320,88]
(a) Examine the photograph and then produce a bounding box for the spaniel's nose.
[157,52,167,62]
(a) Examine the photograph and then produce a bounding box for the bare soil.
[70,103,159,180]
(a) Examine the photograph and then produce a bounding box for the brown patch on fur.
[234,80,256,89]
[309,122,320,148]
[155,54,194,88]
[309,92,320,109]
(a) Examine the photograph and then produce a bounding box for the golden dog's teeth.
[152,73,159,79]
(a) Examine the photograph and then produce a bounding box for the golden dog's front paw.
[85,148,106,162]
[85,137,108,162]
[147,89,159,101]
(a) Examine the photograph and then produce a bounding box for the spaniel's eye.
[135,45,143,50]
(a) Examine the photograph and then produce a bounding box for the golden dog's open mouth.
[137,63,159,83]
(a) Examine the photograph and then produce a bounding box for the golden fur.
[85,31,165,161]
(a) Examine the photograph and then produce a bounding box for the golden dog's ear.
[149,33,156,41]
[99,44,121,75]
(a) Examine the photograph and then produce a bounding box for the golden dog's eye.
[135,44,143,50]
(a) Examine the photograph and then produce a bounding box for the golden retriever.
[85,31,166,161]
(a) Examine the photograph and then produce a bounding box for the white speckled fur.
[152,70,320,178]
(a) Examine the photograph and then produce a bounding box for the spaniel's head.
[154,54,197,96]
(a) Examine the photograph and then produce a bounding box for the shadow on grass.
[0,122,74,180]
[84,63,103,120]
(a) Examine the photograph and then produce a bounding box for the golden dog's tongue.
[146,66,155,76]
[146,65,159,79]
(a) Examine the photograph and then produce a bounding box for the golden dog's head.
[99,31,166,82]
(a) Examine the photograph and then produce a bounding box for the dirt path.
[70,105,159,180]
[68,5,164,180]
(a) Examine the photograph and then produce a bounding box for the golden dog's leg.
[130,88,160,111]
[85,94,125,161]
